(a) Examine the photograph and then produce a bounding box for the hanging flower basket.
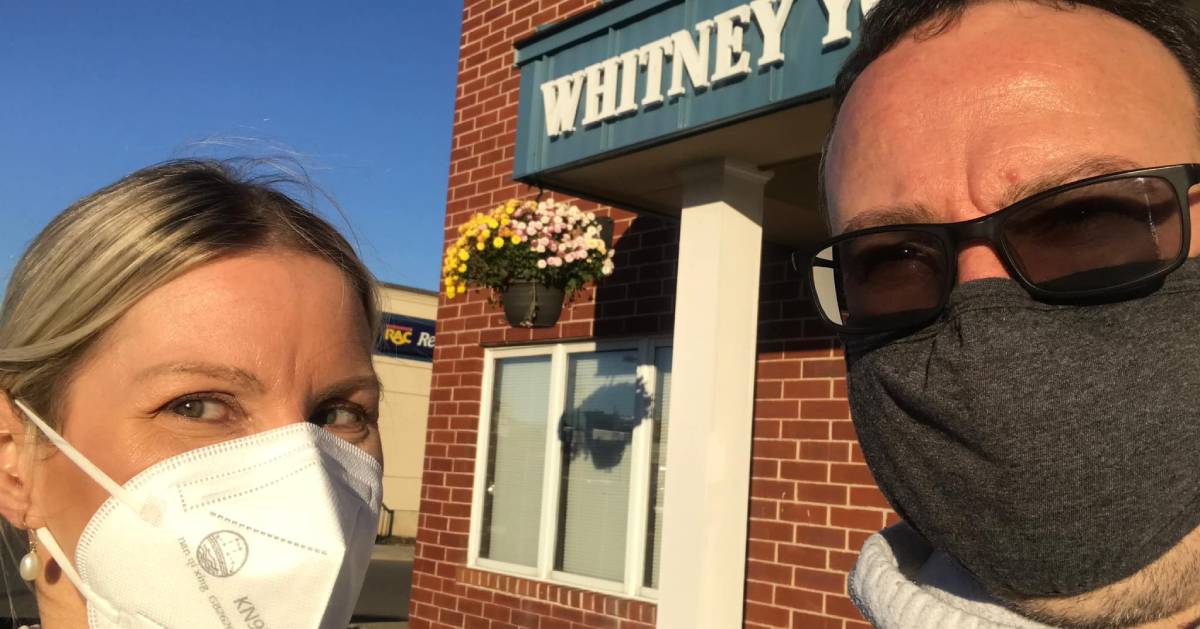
[442,198,616,328]
[501,281,565,328]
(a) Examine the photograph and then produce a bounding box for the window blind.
[554,349,640,581]
[480,355,551,566]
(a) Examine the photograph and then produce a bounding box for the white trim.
[623,338,656,596]
[466,562,659,605]
[465,337,672,599]
[535,344,567,579]
[466,350,495,565]
[551,569,626,595]
[475,556,538,577]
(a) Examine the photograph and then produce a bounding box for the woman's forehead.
[88,250,374,383]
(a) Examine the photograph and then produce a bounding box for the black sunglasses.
[794,163,1200,333]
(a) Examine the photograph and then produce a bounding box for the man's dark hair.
[819,0,1200,219]
[833,0,1200,114]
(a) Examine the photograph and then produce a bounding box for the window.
[470,339,673,599]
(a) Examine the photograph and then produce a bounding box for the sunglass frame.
[794,163,1200,333]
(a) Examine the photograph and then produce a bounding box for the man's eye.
[168,398,230,421]
[310,406,367,427]
[850,243,943,282]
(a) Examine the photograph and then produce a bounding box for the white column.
[658,159,771,629]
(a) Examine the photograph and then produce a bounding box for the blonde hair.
[0,159,379,428]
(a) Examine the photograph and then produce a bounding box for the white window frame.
[468,337,671,601]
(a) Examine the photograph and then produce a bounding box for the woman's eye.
[310,406,367,427]
[168,398,230,421]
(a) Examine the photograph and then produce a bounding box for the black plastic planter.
[501,281,565,328]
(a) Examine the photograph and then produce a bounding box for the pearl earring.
[18,535,39,582]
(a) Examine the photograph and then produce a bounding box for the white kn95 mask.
[14,400,383,629]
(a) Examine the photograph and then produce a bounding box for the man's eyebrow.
[135,362,266,393]
[999,155,1143,207]
[840,204,941,234]
[837,156,1144,235]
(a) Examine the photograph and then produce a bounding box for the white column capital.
[676,158,774,188]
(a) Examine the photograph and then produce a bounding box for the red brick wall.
[746,246,899,629]
[411,1,898,628]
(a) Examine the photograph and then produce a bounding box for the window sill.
[463,561,659,605]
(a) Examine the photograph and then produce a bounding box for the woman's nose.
[957,243,1011,284]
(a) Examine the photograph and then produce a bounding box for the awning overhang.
[512,0,874,247]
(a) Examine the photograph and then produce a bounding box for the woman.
[0,160,385,629]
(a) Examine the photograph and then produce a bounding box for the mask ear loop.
[33,527,121,622]
[12,401,130,623]
[11,400,144,516]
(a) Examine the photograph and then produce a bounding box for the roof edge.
[513,0,637,50]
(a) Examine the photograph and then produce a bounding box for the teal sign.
[513,0,874,180]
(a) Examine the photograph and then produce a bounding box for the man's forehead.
[845,3,1185,103]
[825,1,1200,232]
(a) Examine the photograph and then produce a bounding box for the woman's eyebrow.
[135,362,266,393]
[315,375,381,402]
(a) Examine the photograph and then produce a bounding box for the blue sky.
[0,1,463,292]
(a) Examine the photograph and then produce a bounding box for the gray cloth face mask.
[844,257,1200,597]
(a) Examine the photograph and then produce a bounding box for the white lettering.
[819,0,852,46]
[668,20,714,98]
[540,71,586,138]
[750,0,794,65]
[417,332,435,348]
[638,37,674,106]
[582,57,622,126]
[820,0,881,48]
[711,5,753,83]
[535,0,873,137]
[616,50,643,116]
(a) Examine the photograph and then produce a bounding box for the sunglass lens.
[810,230,949,330]
[1002,176,1182,292]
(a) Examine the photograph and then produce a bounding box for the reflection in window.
[555,350,642,581]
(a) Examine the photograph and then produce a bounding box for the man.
[809,1,1200,627]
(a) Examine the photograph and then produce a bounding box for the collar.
[849,523,1054,629]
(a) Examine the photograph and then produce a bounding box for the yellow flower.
[446,286,456,299]
[444,277,455,287]
[456,237,467,247]
[457,282,466,293]
[476,242,485,251]
[510,235,521,245]
[480,229,491,239]
[487,219,499,229]
[458,250,470,261]
[458,264,467,273]
[493,237,504,249]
